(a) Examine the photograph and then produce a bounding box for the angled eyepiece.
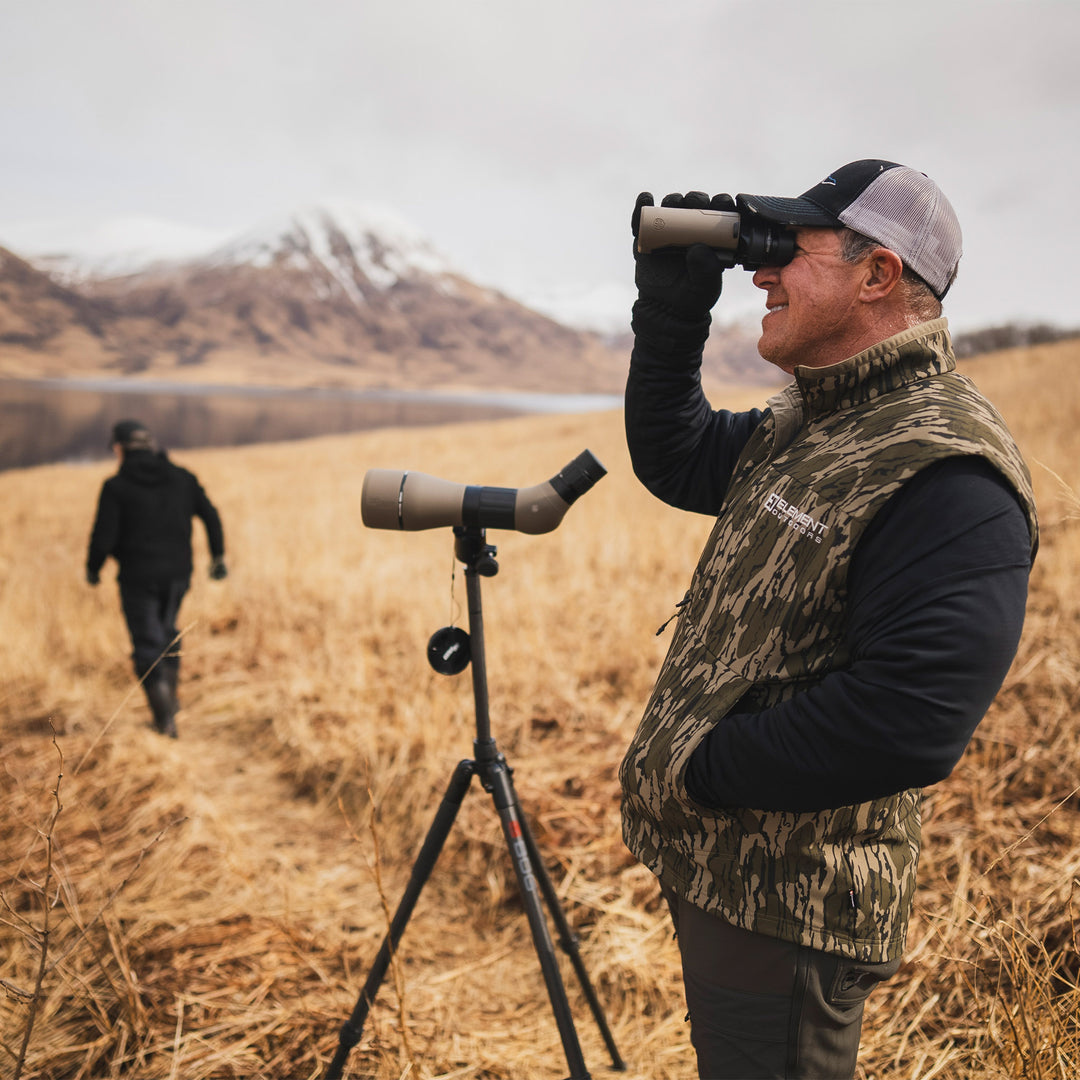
[361,450,607,534]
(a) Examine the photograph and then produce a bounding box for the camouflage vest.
[619,319,1038,963]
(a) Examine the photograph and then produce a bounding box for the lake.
[0,377,622,471]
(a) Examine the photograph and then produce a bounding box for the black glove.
[632,191,737,323]
[209,557,228,581]
[86,568,100,586]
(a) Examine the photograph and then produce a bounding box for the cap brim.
[736,193,840,228]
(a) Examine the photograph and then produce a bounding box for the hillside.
[2,341,1079,1078]
[0,206,633,394]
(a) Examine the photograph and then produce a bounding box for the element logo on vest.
[763,491,828,543]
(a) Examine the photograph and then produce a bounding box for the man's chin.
[756,336,796,376]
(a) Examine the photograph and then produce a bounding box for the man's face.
[751,227,871,374]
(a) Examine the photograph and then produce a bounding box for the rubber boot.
[144,673,178,738]
[163,662,181,713]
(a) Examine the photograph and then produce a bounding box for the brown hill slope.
[0,241,627,393]
[0,198,783,397]
[0,247,116,358]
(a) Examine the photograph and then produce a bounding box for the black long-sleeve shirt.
[626,337,1033,813]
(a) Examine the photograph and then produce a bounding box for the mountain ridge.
[0,204,775,393]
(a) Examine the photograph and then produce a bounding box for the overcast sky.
[1,0,1076,334]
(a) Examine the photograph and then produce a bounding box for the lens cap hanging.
[427,626,471,675]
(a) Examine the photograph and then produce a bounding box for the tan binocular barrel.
[636,205,741,253]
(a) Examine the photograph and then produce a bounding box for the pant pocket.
[826,956,901,1009]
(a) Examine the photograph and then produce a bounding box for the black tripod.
[324,527,625,1080]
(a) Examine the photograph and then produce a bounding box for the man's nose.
[752,263,780,290]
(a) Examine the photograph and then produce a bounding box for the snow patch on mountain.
[206,201,455,300]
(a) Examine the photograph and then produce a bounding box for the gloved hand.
[86,568,100,586]
[209,557,228,581]
[632,191,737,322]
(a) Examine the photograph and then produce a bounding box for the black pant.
[119,578,188,680]
[662,885,900,1079]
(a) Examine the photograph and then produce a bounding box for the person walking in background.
[86,419,227,738]
[619,160,1038,1078]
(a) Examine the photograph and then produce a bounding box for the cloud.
[1,0,1077,334]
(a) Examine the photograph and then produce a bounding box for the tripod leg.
[514,795,627,1072]
[483,756,593,1080]
[324,759,475,1080]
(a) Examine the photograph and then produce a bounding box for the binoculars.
[636,198,796,269]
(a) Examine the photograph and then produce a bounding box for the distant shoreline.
[3,375,622,414]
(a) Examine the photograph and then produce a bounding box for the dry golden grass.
[2,340,1079,1079]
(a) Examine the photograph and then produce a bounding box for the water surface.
[1,377,621,471]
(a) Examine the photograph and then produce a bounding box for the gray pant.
[662,886,900,1079]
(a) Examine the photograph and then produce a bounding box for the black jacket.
[87,450,224,584]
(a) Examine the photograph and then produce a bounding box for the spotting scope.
[361,449,606,534]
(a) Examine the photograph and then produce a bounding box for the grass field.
[2,339,1079,1079]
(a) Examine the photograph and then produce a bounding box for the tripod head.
[426,526,496,677]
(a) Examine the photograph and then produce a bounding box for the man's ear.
[860,248,905,301]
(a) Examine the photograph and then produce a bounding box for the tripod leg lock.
[557,931,581,954]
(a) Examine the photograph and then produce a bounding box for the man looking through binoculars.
[618,160,1038,1078]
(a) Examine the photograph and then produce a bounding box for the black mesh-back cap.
[737,159,963,299]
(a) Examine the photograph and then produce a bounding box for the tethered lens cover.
[428,626,471,675]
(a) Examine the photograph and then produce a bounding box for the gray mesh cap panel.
[837,166,962,298]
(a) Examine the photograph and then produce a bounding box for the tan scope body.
[361,470,573,534]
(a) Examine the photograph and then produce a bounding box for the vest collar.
[769,319,957,424]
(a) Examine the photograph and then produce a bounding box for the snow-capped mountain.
[0,205,626,393]
[208,202,453,286]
